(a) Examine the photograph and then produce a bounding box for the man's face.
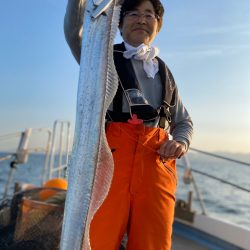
[120,1,159,47]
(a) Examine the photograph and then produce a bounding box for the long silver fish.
[60,0,121,249]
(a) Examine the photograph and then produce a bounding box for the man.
[64,0,193,249]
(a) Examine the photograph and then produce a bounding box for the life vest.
[107,43,177,128]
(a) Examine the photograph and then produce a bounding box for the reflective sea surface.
[1,151,250,229]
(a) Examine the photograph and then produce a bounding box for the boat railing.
[0,128,53,198]
[0,120,71,199]
[180,155,207,215]
[0,132,23,163]
[0,154,13,162]
[1,128,33,198]
[178,148,250,217]
[43,120,71,182]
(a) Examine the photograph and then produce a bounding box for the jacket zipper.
[160,158,177,184]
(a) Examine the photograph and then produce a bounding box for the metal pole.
[3,161,17,199]
[41,129,52,184]
[191,174,207,215]
[58,123,64,177]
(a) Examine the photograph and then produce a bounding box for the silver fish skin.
[60,0,121,249]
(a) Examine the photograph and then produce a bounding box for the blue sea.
[1,151,250,229]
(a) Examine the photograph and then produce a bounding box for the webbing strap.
[113,43,141,114]
[109,43,175,128]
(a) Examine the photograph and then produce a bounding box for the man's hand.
[158,140,186,160]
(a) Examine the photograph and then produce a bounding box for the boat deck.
[172,233,211,250]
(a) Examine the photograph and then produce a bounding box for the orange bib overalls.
[90,122,177,250]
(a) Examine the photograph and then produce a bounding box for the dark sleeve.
[64,0,85,64]
[167,68,193,150]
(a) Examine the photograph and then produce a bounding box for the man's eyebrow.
[134,8,155,13]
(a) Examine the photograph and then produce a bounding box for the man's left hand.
[158,140,186,160]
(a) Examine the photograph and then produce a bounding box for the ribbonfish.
[60,0,121,249]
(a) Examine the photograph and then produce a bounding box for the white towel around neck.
[123,42,160,79]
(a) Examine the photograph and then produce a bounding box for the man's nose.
[137,15,147,23]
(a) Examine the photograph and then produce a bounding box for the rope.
[0,154,14,163]
[190,147,250,167]
[177,164,250,193]
[0,132,21,141]
[104,121,250,170]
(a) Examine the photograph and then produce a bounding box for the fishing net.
[0,188,66,250]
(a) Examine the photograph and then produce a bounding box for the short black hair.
[119,0,164,31]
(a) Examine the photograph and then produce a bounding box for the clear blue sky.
[0,0,249,153]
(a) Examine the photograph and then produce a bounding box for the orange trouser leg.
[90,122,177,250]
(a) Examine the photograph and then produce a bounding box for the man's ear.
[156,24,161,33]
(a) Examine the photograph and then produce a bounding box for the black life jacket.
[107,43,177,128]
